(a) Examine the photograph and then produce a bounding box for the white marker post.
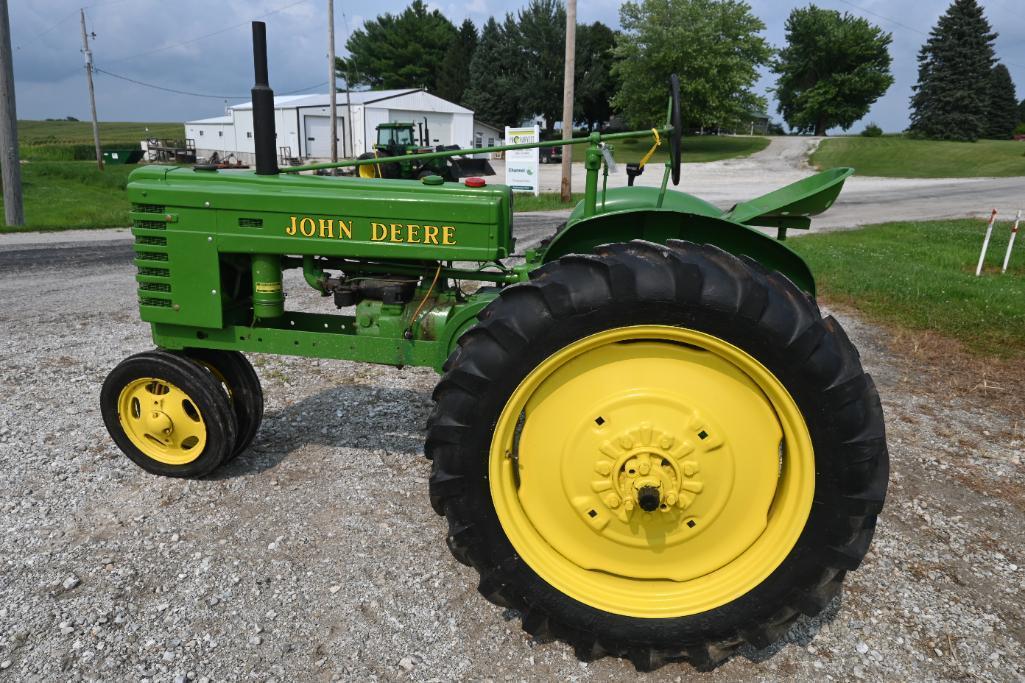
[1001,209,1020,273]
[975,209,998,277]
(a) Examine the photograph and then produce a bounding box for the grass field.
[0,162,135,231]
[17,120,182,161]
[811,135,1025,178]
[790,219,1025,356]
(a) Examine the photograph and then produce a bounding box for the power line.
[15,0,143,50]
[834,0,927,36]
[281,80,329,95]
[93,67,248,99]
[101,0,310,64]
[834,0,1025,70]
[93,68,329,100]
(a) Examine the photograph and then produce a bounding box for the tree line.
[337,0,1023,141]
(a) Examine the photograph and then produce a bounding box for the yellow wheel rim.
[117,377,208,465]
[358,161,379,178]
[489,325,815,619]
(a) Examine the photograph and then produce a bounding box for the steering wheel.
[669,74,682,185]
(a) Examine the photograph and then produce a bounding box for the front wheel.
[101,350,238,478]
[426,240,888,670]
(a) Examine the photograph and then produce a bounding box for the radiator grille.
[132,203,165,214]
[135,219,167,230]
[133,212,172,310]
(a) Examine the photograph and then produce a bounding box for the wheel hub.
[117,378,207,465]
[589,421,706,525]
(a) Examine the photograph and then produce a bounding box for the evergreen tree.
[338,1,457,91]
[984,64,1018,139]
[574,22,617,130]
[435,19,478,106]
[772,6,893,136]
[464,17,524,126]
[908,0,996,141]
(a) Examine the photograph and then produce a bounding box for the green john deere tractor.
[100,22,887,671]
[356,120,494,181]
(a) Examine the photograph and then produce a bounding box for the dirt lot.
[0,231,1023,682]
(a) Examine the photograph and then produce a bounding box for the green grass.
[561,134,769,166]
[17,120,182,161]
[1,162,135,231]
[513,192,585,212]
[811,135,1025,178]
[790,219,1025,356]
[18,120,181,144]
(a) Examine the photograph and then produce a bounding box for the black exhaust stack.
[251,21,278,175]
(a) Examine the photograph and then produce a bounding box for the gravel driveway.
[1,225,1023,682]
[505,136,1025,229]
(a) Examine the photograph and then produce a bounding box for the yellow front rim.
[117,378,207,465]
[489,325,815,619]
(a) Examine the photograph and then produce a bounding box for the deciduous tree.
[611,0,771,131]
[515,0,567,136]
[772,5,893,136]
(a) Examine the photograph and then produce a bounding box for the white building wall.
[363,107,390,154]
[451,112,474,149]
[184,90,477,162]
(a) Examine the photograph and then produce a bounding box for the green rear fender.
[541,209,816,295]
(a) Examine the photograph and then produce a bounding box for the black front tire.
[426,240,888,670]
[177,349,264,460]
[101,350,238,478]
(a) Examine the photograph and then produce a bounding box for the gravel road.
[1,221,1024,682]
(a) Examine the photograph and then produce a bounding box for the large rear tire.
[426,240,887,670]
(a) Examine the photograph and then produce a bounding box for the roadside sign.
[504,125,540,196]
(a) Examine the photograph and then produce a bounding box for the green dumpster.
[101,148,145,165]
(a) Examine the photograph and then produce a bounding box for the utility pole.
[327,0,338,162]
[341,12,353,157]
[0,0,24,226]
[80,8,103,171]
[559,0,576,203]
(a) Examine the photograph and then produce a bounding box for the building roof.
[230,89,430,111]
[474,120,504,134]
[188,115,232,125]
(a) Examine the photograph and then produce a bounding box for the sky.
[8,0,1025,133]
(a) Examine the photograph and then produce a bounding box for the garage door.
[304,115,344,158]
[389,110,452,147]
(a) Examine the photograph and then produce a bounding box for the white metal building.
[185,89,475,163]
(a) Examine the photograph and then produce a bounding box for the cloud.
[8,0,1025,132]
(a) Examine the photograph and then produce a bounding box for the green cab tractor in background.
[99,21,887,671]
[356,120,495,181]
